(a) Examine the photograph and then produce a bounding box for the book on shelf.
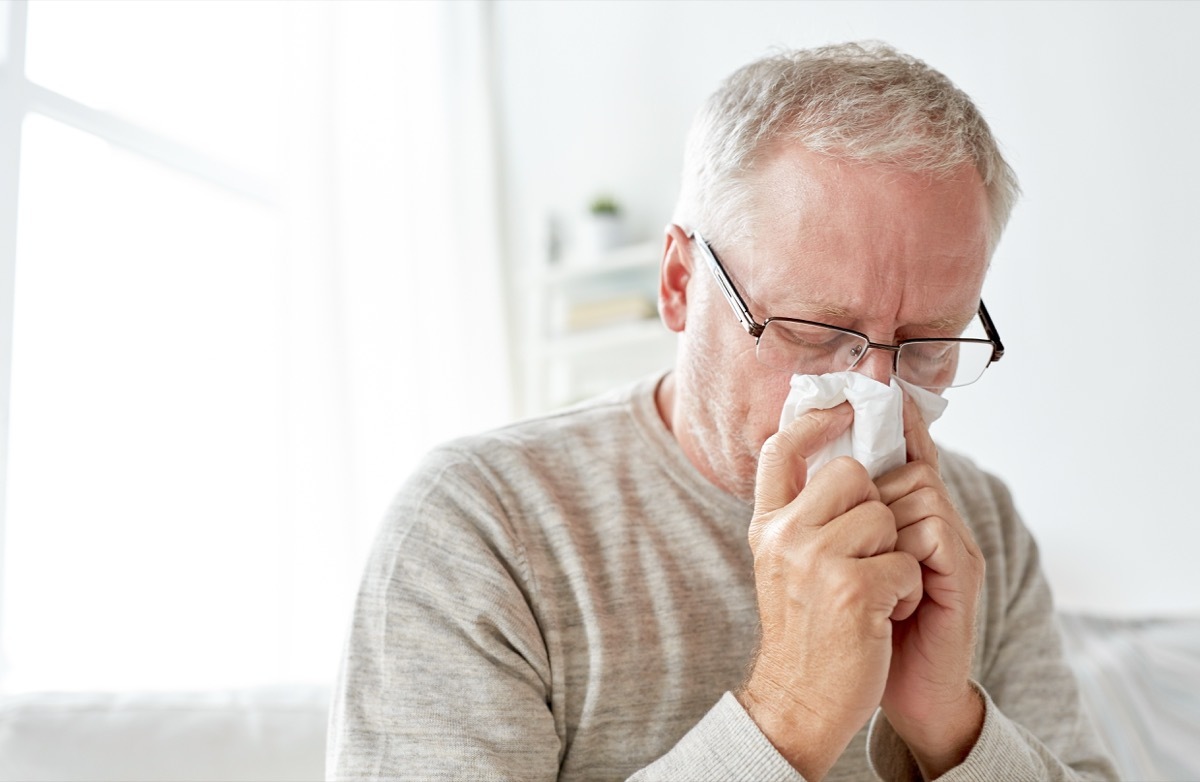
[562,294,657,332]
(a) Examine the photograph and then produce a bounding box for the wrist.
[735,683,845,782]
[886,684,984,780]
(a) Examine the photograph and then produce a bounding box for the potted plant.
[584,194,625,254]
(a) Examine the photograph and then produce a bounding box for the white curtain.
[278,0,512,683]
[0,0,511,693]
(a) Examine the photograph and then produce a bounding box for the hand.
[875,393,986,778]
[738,403,923,782]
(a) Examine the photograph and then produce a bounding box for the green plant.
[589,195,620,216]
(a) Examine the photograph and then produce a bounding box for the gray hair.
[673,41,1020,252]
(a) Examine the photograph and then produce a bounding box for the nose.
[850,346,895,385]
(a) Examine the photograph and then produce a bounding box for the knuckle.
[827,565,868,608]
[861,500,898,540]
[902,484,946,519]
[805,523,839,558]
[750,516,788,556]
[913,460,940,483]
[919,511,951,537]
[825,455,870,485]
[904,558,923,591]
[758,430,792,465]
[863,498,894,518]
[897,550,922,580]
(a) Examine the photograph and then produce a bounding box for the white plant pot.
[584,213,625,256]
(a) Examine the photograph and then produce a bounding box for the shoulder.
[937,447,1032,567]
[938,448,1017,519]
[937,446,1047,610]
[354,377,664,621]
[378,376,657,546]
[426,377,649,485]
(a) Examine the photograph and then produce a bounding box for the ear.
[658,223,693,333]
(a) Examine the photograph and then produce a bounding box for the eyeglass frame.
[687,230,1004,382]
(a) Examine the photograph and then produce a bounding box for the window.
[1,0,292,693]
[0,0,511,694]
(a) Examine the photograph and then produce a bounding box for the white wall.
[492,0,1200,616]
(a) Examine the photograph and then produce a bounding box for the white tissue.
[777,372,949,479]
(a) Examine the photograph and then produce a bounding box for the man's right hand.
[736,404,923,782]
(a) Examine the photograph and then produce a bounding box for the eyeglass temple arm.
[689,231,764,338]
[978,300,1004,362]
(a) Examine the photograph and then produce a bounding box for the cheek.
[742,368,795,440]
[683,299,793,438]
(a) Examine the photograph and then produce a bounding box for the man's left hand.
[874,393,986,779]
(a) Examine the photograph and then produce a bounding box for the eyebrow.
[923,312,977,333]
[756,296,974,334]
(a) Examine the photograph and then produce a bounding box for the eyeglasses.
[689,231,1004,390]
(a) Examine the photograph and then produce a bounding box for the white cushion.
[5,617,1200,781]
[0,685,328,782]
[1059,612,1200,782]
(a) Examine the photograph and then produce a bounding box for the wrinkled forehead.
[729,147,991,324]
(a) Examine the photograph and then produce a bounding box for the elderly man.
[328,43,1117,781]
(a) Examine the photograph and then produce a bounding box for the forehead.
[734,146,991,327]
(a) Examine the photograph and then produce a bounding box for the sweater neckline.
[626,370,753,523]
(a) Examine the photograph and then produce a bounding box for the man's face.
[667,144,991,500]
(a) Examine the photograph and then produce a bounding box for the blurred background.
[0,0,1197,779]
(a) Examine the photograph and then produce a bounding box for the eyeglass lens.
[756,320,994,389]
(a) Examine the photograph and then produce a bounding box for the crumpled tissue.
[777,372,949,480]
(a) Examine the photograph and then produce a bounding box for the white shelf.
[540,240,661,285]
[519,237,675,417]
[536,318,669,359]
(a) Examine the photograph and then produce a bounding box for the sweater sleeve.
[326,448,562,781]
[626,693,806,782]
[865,460,1119,781]
[326,441,796,782]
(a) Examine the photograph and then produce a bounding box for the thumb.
[902,391,939,468]
[754,403,853,515]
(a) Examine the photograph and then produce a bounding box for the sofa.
[1,614,1197,781]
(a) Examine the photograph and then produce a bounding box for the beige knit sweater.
[327,374,1117,781]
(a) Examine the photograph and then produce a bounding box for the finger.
[891,590,921,622]
[754,403,853,514]
[819,499,897,558]
[882,466,984,560]
[886,485,947,532]
[875,460,936,507]
[902,392,939,468]
[789,455,881,530]
[895,515,969,577]
[854,550,923,623]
